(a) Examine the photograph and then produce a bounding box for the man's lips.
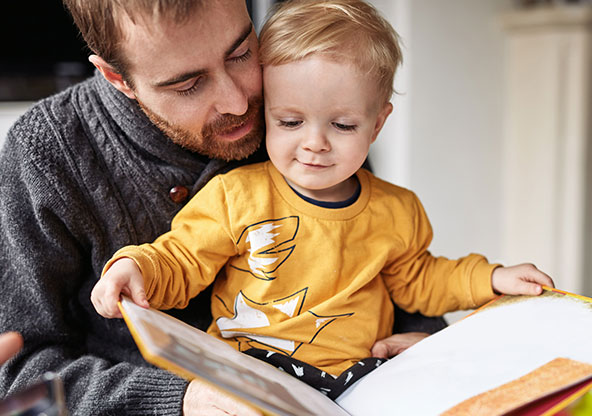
[217,117,255,142]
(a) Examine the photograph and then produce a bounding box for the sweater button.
[169,186,189,204]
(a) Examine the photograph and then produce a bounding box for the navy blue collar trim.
[288,179,361,209]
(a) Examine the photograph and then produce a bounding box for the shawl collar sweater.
[0,73,264,415]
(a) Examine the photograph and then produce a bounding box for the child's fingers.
[492,263,555,296]
[128,279,149,309]
[517,280,544,296]
[102,280,125,318]
[518,263,555,290]
[90,282,110,317]
[532,269,554,288]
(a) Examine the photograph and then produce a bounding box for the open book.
[119,287,592,416]
[337,287,592,415]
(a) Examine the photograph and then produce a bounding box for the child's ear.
[89,54,137,100]
[371,102,393,143]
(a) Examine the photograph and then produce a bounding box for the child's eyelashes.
[278,120,303,128]
[333,122,357,132]
[276,120,358,131]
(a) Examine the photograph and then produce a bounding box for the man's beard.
[138,96,264,161]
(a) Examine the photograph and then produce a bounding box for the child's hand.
[90,258,150,318]
[491,263,554,296]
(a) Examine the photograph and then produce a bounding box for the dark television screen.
[0,0,260,101]
[0,0,95,101]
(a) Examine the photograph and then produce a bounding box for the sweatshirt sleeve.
[0,109,188,415]
[104,175,237,310]
[382,192,498,317]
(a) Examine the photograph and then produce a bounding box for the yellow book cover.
[118,297,351,416]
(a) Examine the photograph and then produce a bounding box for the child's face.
[264,55,392,201]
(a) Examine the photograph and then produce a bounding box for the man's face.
[119,0,263,161]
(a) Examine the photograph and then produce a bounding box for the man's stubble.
[138,95,265,161]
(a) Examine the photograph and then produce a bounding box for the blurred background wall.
[368,0,592,308]
[1,1,591,319]
[371,0,592,322]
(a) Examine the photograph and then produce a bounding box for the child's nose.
[302,130,331,153]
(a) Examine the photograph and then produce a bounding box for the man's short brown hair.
[62,0,202,80]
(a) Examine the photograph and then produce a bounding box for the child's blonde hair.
[259,0,402,104]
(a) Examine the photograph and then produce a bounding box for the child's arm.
[382,192,500,316]
[382,191,555,317]
[491,263,554,295]
[91,257,150,319]
[91,175,237,318]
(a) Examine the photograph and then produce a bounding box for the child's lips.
[299,161,332,169]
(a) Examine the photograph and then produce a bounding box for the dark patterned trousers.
[244,348,385,400]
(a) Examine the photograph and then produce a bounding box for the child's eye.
[333,122,357,131]
[278,120,303,129]
[175,77,203,97]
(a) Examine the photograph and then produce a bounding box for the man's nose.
[213,72,249,116]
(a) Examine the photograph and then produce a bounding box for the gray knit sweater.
[0,73,264,415]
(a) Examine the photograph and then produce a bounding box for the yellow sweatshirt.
[106,161,497,375]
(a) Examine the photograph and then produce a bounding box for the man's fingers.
[184,379,263,416]
[0,332,24,364]
[371,332,430,359]
[370,342,389,359]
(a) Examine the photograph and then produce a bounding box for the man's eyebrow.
[152,23,253,89]
[225,23,254,58]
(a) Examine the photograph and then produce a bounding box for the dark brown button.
[169,185,189,204]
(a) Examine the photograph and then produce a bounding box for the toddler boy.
[91,0,553,400]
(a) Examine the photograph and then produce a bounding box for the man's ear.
[89,54,136,99]
[370,102,393,143]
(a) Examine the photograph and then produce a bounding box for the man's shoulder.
[0,77,108,205]
[6,77,96,150]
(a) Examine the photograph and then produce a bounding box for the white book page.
[337,291,592,415]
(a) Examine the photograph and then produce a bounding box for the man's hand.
[183,379,263,416]
[491,263,554,296]
[0,331,23,365]
[90,257,150,318]
[371,332,430,359]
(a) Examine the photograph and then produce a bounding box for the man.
[0,1,443,414]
